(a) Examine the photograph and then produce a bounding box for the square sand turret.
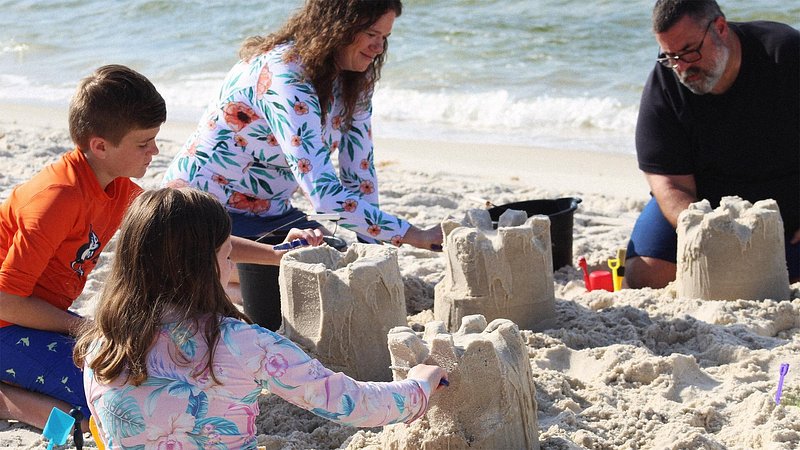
[279,243,407,381]
[434,208,556,332]
[676,196,791,301]
[379,315,539,449]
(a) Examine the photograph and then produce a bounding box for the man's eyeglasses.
[656,20,714,68]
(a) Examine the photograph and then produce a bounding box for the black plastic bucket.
[238,231,286,331]
[488,197,581,271]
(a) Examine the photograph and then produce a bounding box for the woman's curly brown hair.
[239,0,402,127]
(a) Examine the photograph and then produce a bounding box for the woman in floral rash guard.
[162,0,442,329]
[162,0,442,248]
[73,188,447,449]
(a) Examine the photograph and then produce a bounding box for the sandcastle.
[377,315,539,450]
[676,196,791,301]
[279,243,407,381]
[434,208,556,332]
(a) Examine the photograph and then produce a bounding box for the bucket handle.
[565,197,582,210]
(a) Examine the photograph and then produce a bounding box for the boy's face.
[102,126,161,180]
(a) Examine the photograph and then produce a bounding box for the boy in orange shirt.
[0,65,322,430]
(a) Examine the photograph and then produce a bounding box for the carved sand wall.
[676,196,791,301]
[279,243,407,381]
[434,208,556,332]
[377,315,539,450]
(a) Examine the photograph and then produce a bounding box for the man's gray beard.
[680,44,729,95]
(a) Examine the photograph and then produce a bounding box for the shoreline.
[0,100,649,199]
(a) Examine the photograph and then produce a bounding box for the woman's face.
[216,236,233,286]
[335,10,396,72]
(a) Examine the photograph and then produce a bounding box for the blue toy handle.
[70,409,84,450]
[273,238,309,251]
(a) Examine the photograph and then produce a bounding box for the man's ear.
[713,15,728,38]
[87,136,108,159]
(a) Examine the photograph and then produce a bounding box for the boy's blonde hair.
[68,65,166,151]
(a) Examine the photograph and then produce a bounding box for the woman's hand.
[402,225,443,251]
[407,364,449,394]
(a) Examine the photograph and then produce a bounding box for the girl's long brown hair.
[239,0,402,126]
[74,188,250,386]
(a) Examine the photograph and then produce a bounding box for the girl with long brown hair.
[74,188,446,448]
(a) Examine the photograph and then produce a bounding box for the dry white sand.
[1,102,799,449]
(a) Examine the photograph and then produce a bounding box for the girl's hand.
[407,364,449,394]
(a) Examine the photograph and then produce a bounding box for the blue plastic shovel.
[42,407,75,449]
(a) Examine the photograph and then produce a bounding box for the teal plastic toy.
[42,407,75,449]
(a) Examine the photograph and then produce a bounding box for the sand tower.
[434,208,556,332]
[378,315,539,450]
[279,243,407,381]
[676,196,791,301]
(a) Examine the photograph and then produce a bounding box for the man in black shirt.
[626,0,799,288]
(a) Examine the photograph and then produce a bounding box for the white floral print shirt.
[162,43,409,245]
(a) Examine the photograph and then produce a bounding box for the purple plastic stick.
[273,238,309,251]
[776,363,789,405]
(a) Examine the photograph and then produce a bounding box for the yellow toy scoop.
[89,416,105,450]
[607,248,627,291]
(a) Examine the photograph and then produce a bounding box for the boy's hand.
[283,228,325,247]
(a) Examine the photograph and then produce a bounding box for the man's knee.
[625,256,676,289]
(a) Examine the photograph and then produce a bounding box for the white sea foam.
[0,71,637,154]
[0,74,72,104]
[0,39,29,55]
[371,87,638,153]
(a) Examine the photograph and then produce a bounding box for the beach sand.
[1,102,798,449]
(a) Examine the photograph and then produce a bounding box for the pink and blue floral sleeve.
[256,55,410,244]
[232,321,431,427]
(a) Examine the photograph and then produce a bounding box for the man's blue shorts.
[0,324,89,414]
[627,197,799,280]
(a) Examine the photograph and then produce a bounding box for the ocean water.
[1,0,797,154]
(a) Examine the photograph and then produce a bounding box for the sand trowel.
[42,407,75,449]
[607,249,626,291]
